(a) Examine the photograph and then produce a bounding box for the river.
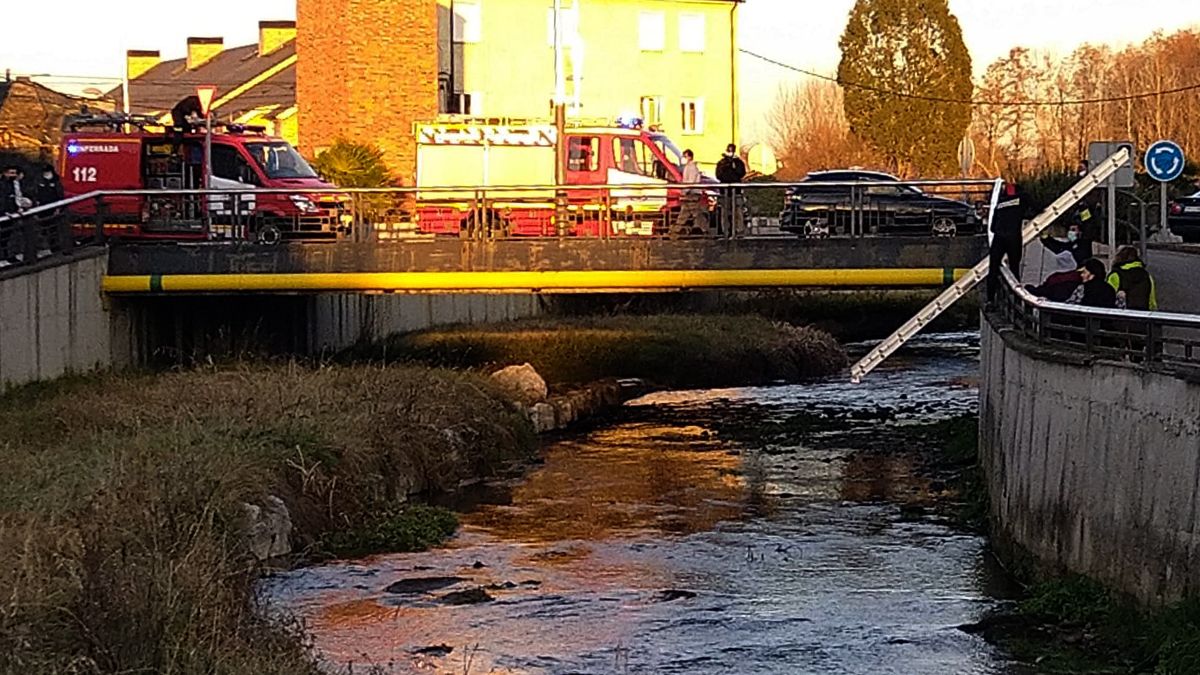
[266,332,1034,674]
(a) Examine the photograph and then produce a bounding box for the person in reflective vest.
[1107,246,1158,311]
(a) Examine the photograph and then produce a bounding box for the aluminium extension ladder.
[849,148,1132,383]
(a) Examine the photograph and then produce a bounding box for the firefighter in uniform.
[987,180,1025,304]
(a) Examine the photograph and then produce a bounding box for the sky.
[4,0,1199,138]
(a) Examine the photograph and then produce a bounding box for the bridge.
[1,178,996,295]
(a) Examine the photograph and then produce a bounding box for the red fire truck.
[412,116,711,237]
[59,113,345,243]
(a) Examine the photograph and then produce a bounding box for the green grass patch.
[322,505,459,558]
[0,364,534,674]
[372,314,847,387]
[988,576,1200,673]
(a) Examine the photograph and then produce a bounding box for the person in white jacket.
[674,150,705,235]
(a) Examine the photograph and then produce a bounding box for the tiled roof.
[0,79,96,155]
[109,41,296,121]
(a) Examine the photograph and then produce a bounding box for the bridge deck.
[103,236,987,294]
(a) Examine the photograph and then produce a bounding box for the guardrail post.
[21,213,38,264]
[92,197,107,244]
[55,211,74,255]
[1146,321,1161,363]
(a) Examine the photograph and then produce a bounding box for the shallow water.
[266,332,1031,674]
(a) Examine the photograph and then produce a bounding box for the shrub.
[375,314,847,387]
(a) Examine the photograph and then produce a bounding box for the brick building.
[296,0,439,185]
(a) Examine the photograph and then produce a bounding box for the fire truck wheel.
[257,223,283,246]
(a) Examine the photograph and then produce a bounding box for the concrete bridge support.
[0,250,114,389]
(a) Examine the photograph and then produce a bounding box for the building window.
[454,1,482,44]
[546,7,580,46]
[680,98,704,135]
[640,96,662,126]
[638,11,665,52]
[679,14,706,53]
[568,136,599,172]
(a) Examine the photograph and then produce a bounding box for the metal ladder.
[849,149,1132,383]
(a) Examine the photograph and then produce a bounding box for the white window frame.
[680,97,705,135]
[454,1,482,44]
[638,11,666,52]
[640,95,663,126]
[679,13,706,53]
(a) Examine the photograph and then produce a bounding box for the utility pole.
[553,0,568,235]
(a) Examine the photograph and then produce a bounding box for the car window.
[866,184,905,196]
[211,144,259,185]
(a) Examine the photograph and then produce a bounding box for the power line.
[741,49,1200,107]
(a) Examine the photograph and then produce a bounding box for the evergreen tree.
[838,0,973,175]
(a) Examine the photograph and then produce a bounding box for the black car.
[1168,192,1200,242]
[780,170,982,238]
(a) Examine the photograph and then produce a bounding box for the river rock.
[385,576,466,595]
[656,589,698,602]
[412,644,454,657]
[439,587,495,605]
[529,402,557,433]
[242,495,292,561]
[491,363,549,405]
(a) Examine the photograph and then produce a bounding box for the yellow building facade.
[438,0,740,169]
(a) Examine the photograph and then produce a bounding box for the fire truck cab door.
[564,135,605,186]
[208,143,258,217]
[607,136,668,212]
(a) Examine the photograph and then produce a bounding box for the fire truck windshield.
[245,142,319,179]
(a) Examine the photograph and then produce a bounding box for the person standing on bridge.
[986,180,1025,304]
[1,165,30,215]
[1106,246,1157,311]
[674,149,704,236]
[1041,221,1093,267]
[716,144,747,236]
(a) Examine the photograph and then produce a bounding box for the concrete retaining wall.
[2,251,543,387]
[980,318,1200,605]
[0,251,113,390]
[310,293,543,352]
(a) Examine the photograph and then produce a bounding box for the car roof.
[804,170,899,182]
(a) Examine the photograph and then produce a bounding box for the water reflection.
[464,423,745,542]
[267,333,1026,674]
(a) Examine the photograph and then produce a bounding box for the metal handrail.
[1002,266,1200,327]
[0,178,1001,210]
[997,265,1200,367]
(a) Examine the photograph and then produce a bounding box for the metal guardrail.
[995,266,1200,368]
[0,178,998,272]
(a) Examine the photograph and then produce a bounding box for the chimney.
[126,50,161,80]
[259,20,297,56]
[186,37,224,70]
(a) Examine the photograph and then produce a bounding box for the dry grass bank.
[0,365,533,674]
[376,314,848,387]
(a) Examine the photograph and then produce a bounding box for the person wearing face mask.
[35,165,63,208]
[0,165,29,214]
[1041,221,1093,266]
[715,144,746,236]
